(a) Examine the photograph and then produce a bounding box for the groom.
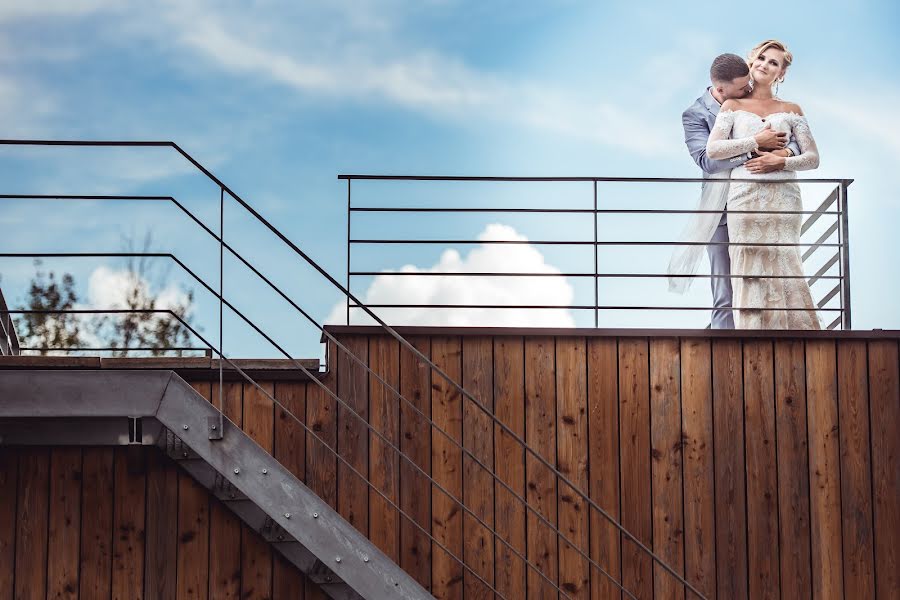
[682,53,799,328]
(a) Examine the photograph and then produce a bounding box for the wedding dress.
[706,109,821,329]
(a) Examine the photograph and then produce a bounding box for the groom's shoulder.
[682,95,706,121]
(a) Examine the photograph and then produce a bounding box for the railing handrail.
[338,173,854,183]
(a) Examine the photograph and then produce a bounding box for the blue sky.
[1,0,897,358]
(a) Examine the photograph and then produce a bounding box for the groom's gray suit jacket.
[681,88,800,329]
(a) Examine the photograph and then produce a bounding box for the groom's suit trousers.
[707,214,735,329]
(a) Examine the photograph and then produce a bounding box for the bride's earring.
[773,79,780,96]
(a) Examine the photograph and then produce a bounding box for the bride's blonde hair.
[747,39,793,82]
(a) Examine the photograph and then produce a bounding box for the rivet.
[233,468,240,474]
[182,452,188,458]
[335,557,342,563]
[183,425,189,430]
[261,468,268,475]
[325,576,332,583]
[312,512,319,518]
[276,534,284,541]
[284,513,291,519]
[363,556,370,563]
[211,424,217,430]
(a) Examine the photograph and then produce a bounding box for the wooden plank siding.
[4,331,898,600]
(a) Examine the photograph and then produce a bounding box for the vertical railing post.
[346,178,351,326]
[593,180,599,328]
[217,186,225,437]
[839,180,852,329]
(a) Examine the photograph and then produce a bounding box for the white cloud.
[327,223,576,327]
[78,265,193,346]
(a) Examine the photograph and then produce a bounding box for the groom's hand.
[754,124,788,150]
[745,151,787,173]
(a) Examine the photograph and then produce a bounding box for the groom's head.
[710,53,752,100]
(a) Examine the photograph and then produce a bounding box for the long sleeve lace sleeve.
[783,115,820,170]
[706,110,759,159]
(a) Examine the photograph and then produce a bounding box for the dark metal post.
[346,178,351,326]
[217,187,225,437]
[839,181,852,329]
[593,180,599,328]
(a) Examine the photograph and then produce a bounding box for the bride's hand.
[745,151,787,174]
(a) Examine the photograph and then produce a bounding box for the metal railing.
[342,175,852,330]
[3,140,858,599]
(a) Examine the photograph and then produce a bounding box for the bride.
[672,39,822,329]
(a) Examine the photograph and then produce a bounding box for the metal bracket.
[213,471,247,502]
[207,416,223,441]
[260,516,294,543]
[163,429,199,460]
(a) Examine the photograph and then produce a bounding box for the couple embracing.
[671,39,822,330]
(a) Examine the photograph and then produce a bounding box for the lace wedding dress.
[706,109,821,329]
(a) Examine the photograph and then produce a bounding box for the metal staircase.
[0,369,433,600]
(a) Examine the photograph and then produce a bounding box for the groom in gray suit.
[682,53,799,328]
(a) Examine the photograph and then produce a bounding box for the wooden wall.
[318,333,899,600]
[0,381,324,600]
[1,333,897,600]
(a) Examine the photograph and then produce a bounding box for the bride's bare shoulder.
[779,101,805,115]
[720,98,743,112]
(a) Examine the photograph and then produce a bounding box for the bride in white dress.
[674,39,822,329]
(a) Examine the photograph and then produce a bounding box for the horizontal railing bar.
[349,303,843,311]
[18,346,206,352]
[338,174,853,184]
[0,194,172,200]
[350,207,842,216]
[349,271,842,279]
[351,239,843,247]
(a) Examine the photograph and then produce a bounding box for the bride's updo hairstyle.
[747,39,793,84]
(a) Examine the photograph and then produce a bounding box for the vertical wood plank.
[525,336,558,599]
[338,336,369,535]
[806,340,843,600]
[369,336,401,562]
[619,337,652,600]
[47,448,82,600]
[431,336,463,599]
[494,337,527,600]
[774,340,812,599]
[588,337,622,599]
[837,340,875,599]
[176,383,212,600]
[274,381,307,600]
[144,448,178,600]
[15,448,49,600]
[209,382,243,600]
[462,336,494,599]
[711,339,747,600]
[743,340,779,600]
[650,338,684,600]
[868,340,900,600]
[399,335,432,591]
[306,342,338,600]
[557,337,589,599]
[0,448,17,599]
[681,338,716,599]
[110,447,146,600]
[80,448,114,600]
[242,381,275,600]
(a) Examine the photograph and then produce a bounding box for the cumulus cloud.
[327,223,576,327]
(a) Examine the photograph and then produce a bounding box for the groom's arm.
[682,109,748,174]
